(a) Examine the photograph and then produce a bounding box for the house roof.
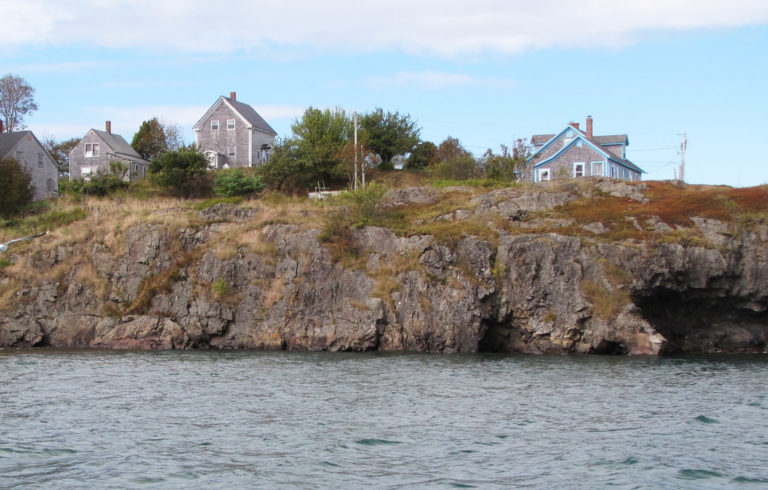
[531,134,555,146]
[192,96,277,135]
[90,129,148,163]
[593,134,629,146]
[0,131,29,158]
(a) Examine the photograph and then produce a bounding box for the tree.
[42,137,80,177]
[162,120,185,151]
[406,141,437,169]
[0,74,38,132]
[0,157,34,216]
[359,108,420,168]
[132,117,167,161]
[482,139,531,182]
[435,136,471,163]
[149,145,210,197]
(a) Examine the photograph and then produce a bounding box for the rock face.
[2,184,767,355]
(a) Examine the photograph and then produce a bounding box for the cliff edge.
[2,178,767,354]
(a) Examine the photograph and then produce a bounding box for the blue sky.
[4,1,768,186]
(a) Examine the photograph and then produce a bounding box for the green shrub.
[429,155,483,181]
[214,169,265,197]
[149,146,211,197]
[0,157,34,217]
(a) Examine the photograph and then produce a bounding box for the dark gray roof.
[92,130,149,163]
[531,134,555,145]
[0,131,28,158]
[226,97,277,135]
[593,134,629,145]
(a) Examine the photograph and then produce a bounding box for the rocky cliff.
[2,179,767,354]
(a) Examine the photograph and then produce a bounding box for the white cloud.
[367,71,514,90]
[3,1,768,56]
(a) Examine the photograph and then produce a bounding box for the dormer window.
[211,120,219,130]
[227,119,235,130]
[85,143,100,157]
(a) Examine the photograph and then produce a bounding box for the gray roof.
[531,134,555,146]
[593,134,629,145]
[92,129,149,163]
[226,97,277,135]
[0,131,28,158]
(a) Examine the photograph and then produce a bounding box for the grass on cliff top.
[554,181,768,232]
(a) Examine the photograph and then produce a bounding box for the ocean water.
[1,350,767,488]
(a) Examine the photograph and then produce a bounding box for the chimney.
[106,120,112,135]
[586,115,593,139]
[230,91,236,101]
[568,121,579,130]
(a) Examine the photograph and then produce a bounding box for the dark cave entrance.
[478,318,514,353]
[632,289,768,354]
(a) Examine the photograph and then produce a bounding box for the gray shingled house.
[526,116,644,183]
[193,92,277,169]
[0,125,58,201]
[69,121,149,182]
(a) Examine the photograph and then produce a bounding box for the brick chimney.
[106,120,111,134]
[586,115,593,139]
[230,91,236,101]
[569,121,579,130]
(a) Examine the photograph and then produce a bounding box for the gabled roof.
[593,134,629,146]
[192,96,277,135]
[91,129,149,163]
[0,131,27,158]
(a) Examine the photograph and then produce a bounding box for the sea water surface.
[1,350,767,488]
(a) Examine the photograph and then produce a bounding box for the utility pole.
[679,133,687,183]
[353,111,358,190]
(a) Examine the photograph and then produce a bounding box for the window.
[228,147,236,157]
[576,140,583,148]
[211,120,219,130]
[573,162,584,178]
[38,153,44,167]
[256,150,260,162]
[591,161,604,177]
[15,151,22,162]
[227,119,235,130]
[46,179,53,192]
[538,168,551,182]
[85,143,99,157]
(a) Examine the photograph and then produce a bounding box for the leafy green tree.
[214,169,265,197]
[132,117,167,161]
[42,137,80,177]
[259,108,352,191]
[482,139,531,182]
[149,145,210,197]
[0,157,34,216]
[406,141,437,169]
[0,74,38,132]
[360,108,420,168]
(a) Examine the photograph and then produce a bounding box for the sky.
[3,0,768,187]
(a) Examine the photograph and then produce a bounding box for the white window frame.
[591,161,604,177]
[38,153,44,167]
[228,147,236,157]
[573,162,585,178]
[211,120,220,131]
[227,119,235,130]
[538,168,551,182]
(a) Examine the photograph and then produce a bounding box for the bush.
[149,146,211,197]
[214,169,265,197]
[64,175,128,197]
[429,155,483,181]
[0,157,34,217]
